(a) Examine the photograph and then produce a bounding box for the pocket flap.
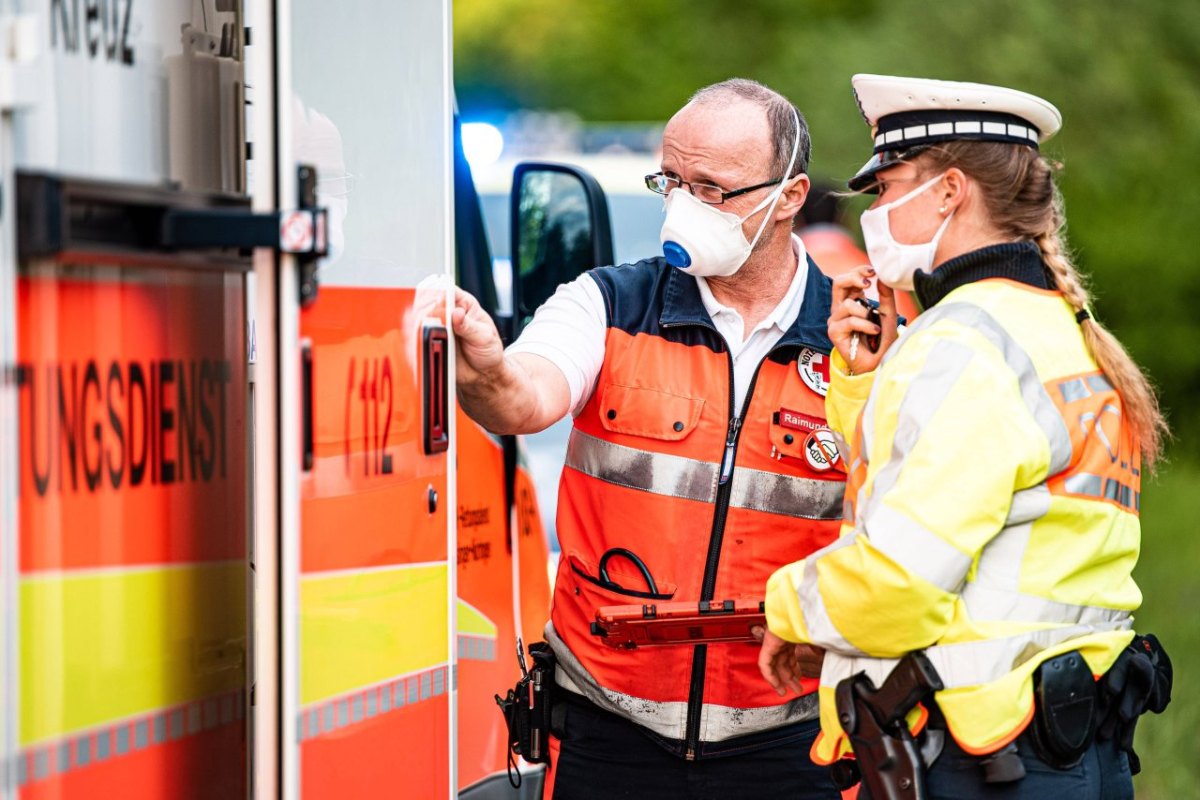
[566,552,676,601]
[599,383,704,441]
[768,421,812,461]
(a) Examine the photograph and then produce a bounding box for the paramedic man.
[759,74,1171,798]
[453,79,843,799]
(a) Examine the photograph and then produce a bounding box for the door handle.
[423,325,449,454]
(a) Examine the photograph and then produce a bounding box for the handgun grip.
[874,652,945,730]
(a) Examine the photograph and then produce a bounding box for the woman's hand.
[828,266,901,374]
[755,626,825,696]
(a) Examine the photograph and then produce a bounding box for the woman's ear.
[776,173,811,221]
[941,167,969,214]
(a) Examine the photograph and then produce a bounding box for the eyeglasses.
[644,172,782,205]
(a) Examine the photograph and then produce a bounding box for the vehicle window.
[481,192,663,267]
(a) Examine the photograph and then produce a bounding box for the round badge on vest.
[798,348,831,397]
[804,429,840,471]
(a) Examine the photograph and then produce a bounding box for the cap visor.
[846,145,931,193]
[847,153,886,193]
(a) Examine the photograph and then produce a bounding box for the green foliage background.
[456,0,1200,457]
[456,2,1200,795]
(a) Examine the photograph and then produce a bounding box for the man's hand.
[449,286,571,435]
[754,626,825,696]
[452,287,505,384]
[828,266,900,374]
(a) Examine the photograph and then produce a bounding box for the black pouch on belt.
[527,641,559,755]
[495,640,558,787]
[1029,650,1097,769]
[1095,633,1173,774]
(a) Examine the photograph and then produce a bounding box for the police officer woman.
[759,75,1170,798]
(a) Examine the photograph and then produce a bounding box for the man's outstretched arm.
[452,286,572,435]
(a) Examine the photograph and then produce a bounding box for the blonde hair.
[917,142,1168,469]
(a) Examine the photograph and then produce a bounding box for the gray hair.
[689,78,811,179]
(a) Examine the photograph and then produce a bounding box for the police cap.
[847,74,1062,192]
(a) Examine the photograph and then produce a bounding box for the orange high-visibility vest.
[547,257,845,756]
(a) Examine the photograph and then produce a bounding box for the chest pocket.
[599,383,705,441]
[752,354,845,475]
[768,419,812,461]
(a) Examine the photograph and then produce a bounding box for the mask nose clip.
[663,241,691,269]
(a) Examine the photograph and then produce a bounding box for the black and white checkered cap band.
[875,120,1039,149]
[872,110,1041,154]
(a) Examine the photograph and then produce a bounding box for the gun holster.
[495,641,557,786]
[833,652,945,800]
[1028,650,1097,770]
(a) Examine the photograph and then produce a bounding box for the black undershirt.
[913,241,1051,310]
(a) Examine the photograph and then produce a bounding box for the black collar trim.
[914,241,1050,310]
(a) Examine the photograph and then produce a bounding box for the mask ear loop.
[879,172,947,212]
[926,206,956,254]
[742,107,802,250]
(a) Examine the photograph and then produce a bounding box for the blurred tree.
[456,0,1200,455]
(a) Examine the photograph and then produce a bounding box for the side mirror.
[510,162,614,337]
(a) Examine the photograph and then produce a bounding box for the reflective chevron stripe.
[457,634,497,661]
[9,690,243,789]
[297,664,450,743]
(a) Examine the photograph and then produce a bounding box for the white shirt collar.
[695,234,809,335]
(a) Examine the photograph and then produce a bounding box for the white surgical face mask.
[859,172,954,291]
[659,110,801,278]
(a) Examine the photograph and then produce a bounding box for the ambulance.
[0,1,612,797]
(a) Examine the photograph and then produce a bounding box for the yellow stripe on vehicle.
[456,598,497,637]
[300,563,448,706]
[456,598,498,662]
[20,562,247,746]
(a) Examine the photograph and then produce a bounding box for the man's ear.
[775,173,810,222]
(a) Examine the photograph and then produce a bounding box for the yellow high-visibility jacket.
[766,249,1141,762]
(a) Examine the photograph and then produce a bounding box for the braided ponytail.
[1036,189,1167,468]
[919,142,1169,469]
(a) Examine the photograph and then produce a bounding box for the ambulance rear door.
[273,1,458,797]
[2,2,252,797]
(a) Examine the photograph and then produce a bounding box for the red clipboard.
[590,599,766,648]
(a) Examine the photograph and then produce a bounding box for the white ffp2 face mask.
[859,172,954,291]
[659,109,801,278]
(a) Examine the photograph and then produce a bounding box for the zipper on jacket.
[683,349,773,758]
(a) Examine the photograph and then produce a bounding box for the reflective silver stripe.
[544,623,818,742]
[564,428,719,503]
[1064,473,1102,497]
[698,693,820,742]
[962,584,1134,626]
[832,430,852,465]
[972,520,1033,598]
[856,339,976,594]
[1063,472,1139,511]
[864,338,976,514]
[968,486,1051,602]
[799,534,869,655]
[820,617,1132,690]
[1059,377,1090,404]
[1005,484,1052,527]
[888,302,1074,476]
[728,467,844,520]
[865,504,972,593]
[1058,374,1116,404]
